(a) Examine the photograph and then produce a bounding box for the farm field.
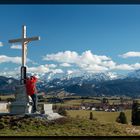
[67,110,132,124]
[0,95,138,136]
[54,97,135,106]
[64,99,101,105]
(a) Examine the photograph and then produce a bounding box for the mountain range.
[1,70,140,97]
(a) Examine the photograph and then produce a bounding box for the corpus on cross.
[9,25,40,84]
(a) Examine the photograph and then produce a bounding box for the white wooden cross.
[9,25,40,84]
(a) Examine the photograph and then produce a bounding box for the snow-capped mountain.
[36,72,120,91]
[127,69,140,79]
[1,70,140,97]
[39,71,119,82]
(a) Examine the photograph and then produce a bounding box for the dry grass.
[0,95,15,101]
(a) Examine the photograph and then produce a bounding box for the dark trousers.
[30,93,38,113]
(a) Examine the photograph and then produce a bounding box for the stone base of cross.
[9,85,29,114]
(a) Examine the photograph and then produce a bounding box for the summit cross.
[9,25,40,84]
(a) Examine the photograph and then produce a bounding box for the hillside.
[0,115,140,136]
[0,76,18,95]
[43,78,140,97]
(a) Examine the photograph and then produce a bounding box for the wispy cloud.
[0,64,63,77]
[27,64,63,74]
[46,64,57,68]
[114,63,140,71]
[27,65,50,73]
[114,64,134,70]
[0,55,21,64]
[0,42,3,47]
[0,55,34,65]
[119,51,140,58]
[10,44,22,49]
[60,63,71,67]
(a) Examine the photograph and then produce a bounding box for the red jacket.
[26,76,38,96]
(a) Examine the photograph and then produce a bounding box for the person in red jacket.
[26,75,38,113]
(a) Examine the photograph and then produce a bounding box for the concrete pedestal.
[0,102,9,113]
[41,103,63,120]
[9,85,29,114]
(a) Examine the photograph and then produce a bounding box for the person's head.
[30,76,34,80]
[26,76,30,80]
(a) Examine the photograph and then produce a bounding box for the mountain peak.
[127,69,140,79]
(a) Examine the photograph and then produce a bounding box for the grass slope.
[0,114,140,136]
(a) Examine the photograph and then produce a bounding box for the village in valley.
[47,96,132,112]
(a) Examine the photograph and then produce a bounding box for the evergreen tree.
[116,112,127,124]
[132,100,140,125]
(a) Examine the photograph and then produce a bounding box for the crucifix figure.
[9,25,40,84]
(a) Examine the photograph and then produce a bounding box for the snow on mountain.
[127,69,140,79]
[1,71,120,82]
[1,70,140,97]
[37,71,120,90]
[105,72,118,80]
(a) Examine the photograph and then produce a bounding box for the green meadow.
[67,110,132,124]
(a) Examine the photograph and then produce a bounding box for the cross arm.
[9,38,23,43]
[9,36,40,43]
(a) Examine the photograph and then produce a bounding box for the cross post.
[9,25,40,84]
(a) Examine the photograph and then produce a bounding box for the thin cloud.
[60,63,71,67]
[114,64,134,70]
[0,55,21,64]
[119,51,140,58]
[46,64,57,68]
[10,44,22,49]
[27,64,63,74]
[0,55,33,65]
[0,42,3,47]
[27,65,50,73]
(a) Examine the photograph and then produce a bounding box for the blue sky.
[1,5,140,77]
